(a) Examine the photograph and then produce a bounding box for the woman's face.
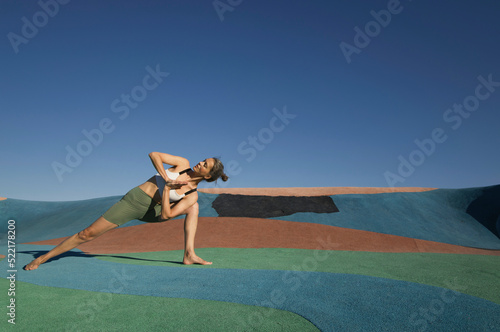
[193,158,215,179]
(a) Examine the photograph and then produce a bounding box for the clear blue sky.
[1,0,499,201]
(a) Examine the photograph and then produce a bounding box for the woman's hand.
[164,180,188,190]
[160,181,196,220]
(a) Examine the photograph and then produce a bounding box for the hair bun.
[206,157,228,183]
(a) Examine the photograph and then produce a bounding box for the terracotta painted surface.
[27,217,500,256]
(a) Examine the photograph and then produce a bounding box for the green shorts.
[102,187,164,226]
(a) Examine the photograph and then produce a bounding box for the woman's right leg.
[182,203,212,265]
[24,216,118,270]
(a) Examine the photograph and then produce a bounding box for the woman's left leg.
[24,216,118,270]
[182,203,212,265]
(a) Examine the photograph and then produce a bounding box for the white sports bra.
[155,168,196,202]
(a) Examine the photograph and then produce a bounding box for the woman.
[24,152,228,270]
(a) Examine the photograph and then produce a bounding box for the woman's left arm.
[149,152,189,181]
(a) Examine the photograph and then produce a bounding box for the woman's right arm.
[149,152,189,180]
[158,186,197,221]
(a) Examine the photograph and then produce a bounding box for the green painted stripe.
[95,248,500,304]
[0,278,318,331]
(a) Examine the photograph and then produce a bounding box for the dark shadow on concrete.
[20,250,183,268]
[466,185,500,238]
[20,250,97,269]
[212,194,339,218]
[93,254,184,265]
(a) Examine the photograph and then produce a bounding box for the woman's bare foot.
[24,257,45,271]
[183,252,212,265]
